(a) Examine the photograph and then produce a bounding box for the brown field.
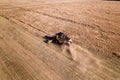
[0,0,120,80]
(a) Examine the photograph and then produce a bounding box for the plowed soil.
[0,0,120,80]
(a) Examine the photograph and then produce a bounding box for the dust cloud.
[64,44,102,71]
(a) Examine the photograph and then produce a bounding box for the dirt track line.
[0,15,10,20]
[0,15,50,35]
[28,10,120,36]
[0,59,14,80]
[16,18,51,35]
[2,7,120,36]
[1,9,120,36]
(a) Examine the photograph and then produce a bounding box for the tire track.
[24,9,120,36]
[17,19,49,35]
[1,6,120,36]
[0,15,50,35]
